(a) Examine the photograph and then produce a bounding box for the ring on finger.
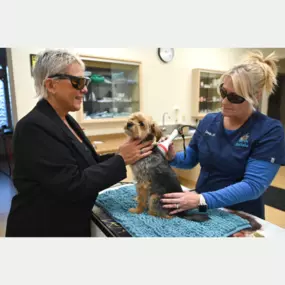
[176,203,179,209]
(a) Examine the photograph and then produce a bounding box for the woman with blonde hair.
[161,50,285,219]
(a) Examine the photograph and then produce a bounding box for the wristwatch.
[198,194,208,213]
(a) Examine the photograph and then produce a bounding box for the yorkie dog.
[124,112,209,222]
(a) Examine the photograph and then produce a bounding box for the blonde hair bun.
[242,50,279,95]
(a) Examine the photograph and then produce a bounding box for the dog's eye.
[127,122,134,129]
[139,121,145,127]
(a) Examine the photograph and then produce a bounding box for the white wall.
[9,48,283,135]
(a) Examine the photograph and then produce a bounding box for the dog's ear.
[151,122,162,142]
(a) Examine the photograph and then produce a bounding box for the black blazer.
[6,99,127,237]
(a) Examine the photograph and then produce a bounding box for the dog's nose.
[127,122,134,129]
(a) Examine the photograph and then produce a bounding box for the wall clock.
[158,48,174,63]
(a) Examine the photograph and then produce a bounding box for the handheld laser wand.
[156,125,197,159]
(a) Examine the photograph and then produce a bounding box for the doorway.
[267,58,285,129]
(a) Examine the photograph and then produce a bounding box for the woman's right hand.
[118,139,154,165]
[158,136,176,161]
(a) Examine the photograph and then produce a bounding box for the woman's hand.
[160,191,200,215]
[118,139,153,165]
[158,136,176,161]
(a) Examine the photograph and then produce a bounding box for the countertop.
[88,133,127,155]
[88,132,192,155]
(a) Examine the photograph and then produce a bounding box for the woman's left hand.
[160,192,200,215]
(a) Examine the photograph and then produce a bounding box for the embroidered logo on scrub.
[235,133,249,148]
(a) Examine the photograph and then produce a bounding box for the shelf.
[84,100,139,104]
[200,87,219,90]
[91,81,137,86]
[81,117,129,124]
[77,55,141,124]
[192,68,225,120]
[192,114,206,119]
[95,100,137,103]
[199,101,221,103]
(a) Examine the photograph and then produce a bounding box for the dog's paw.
[147,210,158,217]
[148,210,173,219]
[129,208,143,214]
[164,215,173,219]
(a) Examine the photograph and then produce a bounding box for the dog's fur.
[124,112,209,222]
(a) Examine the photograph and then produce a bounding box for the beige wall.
[257,48,285,58]
[8,48,285,135]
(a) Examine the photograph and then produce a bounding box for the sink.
[159,124,196,138]
[159,124,182,135]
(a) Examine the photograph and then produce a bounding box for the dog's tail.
[176,212,210,222]
[176,210,262,230]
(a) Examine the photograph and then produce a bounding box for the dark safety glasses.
[48,74,91,90]
[219,83,246,104]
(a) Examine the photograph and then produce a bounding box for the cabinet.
[191,68,224,119]
[77,55,141,123]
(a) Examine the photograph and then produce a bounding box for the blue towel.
[96,184,251,237]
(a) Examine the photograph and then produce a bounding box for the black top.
[6,99,127,237]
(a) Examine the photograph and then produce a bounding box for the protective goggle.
[48,74,91,90]
[219,83,245,104]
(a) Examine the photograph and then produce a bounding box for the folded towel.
[96,184,251,237]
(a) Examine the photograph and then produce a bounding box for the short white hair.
[33,49,85,99]
[218,50,279,107]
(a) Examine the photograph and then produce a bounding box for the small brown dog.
[124,112,209,221]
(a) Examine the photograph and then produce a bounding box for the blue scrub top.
[189,111,285,217]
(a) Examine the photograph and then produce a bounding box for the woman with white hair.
[161,50,285,219]
[6,49,153,237]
